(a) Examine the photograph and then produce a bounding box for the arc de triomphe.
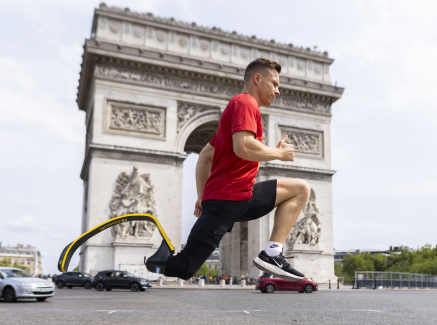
[77,4,344,281]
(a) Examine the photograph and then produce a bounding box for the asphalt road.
[1,287,437,324]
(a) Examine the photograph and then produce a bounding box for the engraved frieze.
[95,65,331,115]
[274,96,331,114]
[279,126,323,158]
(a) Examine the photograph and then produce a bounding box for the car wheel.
[131,283,139,292]
[36,297,48,302]
[265,284,275,293]
[68,286,73,289]
[95,282,105,291]
[84,281,92,289]
[3,286,17,302]
[304,284,314,293]
[56,281,64,289]
[298,291,304,293]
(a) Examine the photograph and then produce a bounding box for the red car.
[256,273,318,293]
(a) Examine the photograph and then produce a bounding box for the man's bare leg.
[270,178,310,243]
[253,178,310,280]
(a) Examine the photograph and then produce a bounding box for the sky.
[1,0,436,275]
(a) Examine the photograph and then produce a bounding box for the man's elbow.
[199,146,214,163]
[233,145,249,160]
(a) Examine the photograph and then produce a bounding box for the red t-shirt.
[202,93,263,201]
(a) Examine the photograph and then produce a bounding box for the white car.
[0,267,55,302]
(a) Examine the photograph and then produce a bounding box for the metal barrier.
[354,271,437,289]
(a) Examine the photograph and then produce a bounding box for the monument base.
[112,237,155,269]
[286,245,337,283]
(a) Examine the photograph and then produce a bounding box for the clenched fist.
[193,199,202,218]
[277,135,295,162]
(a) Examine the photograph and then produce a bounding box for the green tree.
[195,263,210,276]
[0,258,30,273]
[410,259,437,275]
[208,267,219,277]
[371,254,388,271]
[0,258,12,267]
[342,254,374,278]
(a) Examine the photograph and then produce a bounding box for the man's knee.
[295,179,310,200]
[283,178,310,198]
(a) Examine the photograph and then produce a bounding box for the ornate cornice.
[80,143,187,180]
[96,3,329,59]
[259,162,336,181]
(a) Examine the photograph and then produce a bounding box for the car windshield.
[125,272,136,277]
[1,269,33,278]
[82,273,92,277]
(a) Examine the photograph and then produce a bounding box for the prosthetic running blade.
[58,214,174,273]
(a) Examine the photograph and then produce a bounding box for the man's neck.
[242,87,261,108]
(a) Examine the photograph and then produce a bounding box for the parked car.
[55,271,94,289]
[93,270,151,292]
[0,267,55,302]
[256,273,318,293]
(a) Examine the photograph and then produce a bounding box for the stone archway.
[184,121,218,154]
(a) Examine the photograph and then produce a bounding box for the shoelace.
[276,254,294,268]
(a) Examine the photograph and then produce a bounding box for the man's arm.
[193,143,215,218]
[233,131,295,162]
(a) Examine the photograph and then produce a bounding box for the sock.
[264,241,283,257]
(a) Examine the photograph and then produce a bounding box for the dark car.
[55,271,94,289]
[256,273,318,293]
[93,270,151,292]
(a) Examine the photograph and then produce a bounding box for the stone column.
[230,223,241,277]
[220,232,232,275]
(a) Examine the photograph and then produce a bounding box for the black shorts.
[164,179,277,279]
[190,179,277,246]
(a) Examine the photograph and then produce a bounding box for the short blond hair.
[244,58,281,82]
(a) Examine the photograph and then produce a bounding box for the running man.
[146,58,310,281]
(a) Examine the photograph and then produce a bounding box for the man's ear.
[253,72,261,85]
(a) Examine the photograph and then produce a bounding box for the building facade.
[77,4,344,281]
[0,243,43,276]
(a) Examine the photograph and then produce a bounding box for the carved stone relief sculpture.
[106,100,165,139]
[278,125,323,158]
[177,102,220,133]
[286,189,321,249]
[108,167,157,239]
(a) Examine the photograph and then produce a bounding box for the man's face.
[257,68,280,106]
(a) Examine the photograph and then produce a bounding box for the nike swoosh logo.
[273,259,283,268]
